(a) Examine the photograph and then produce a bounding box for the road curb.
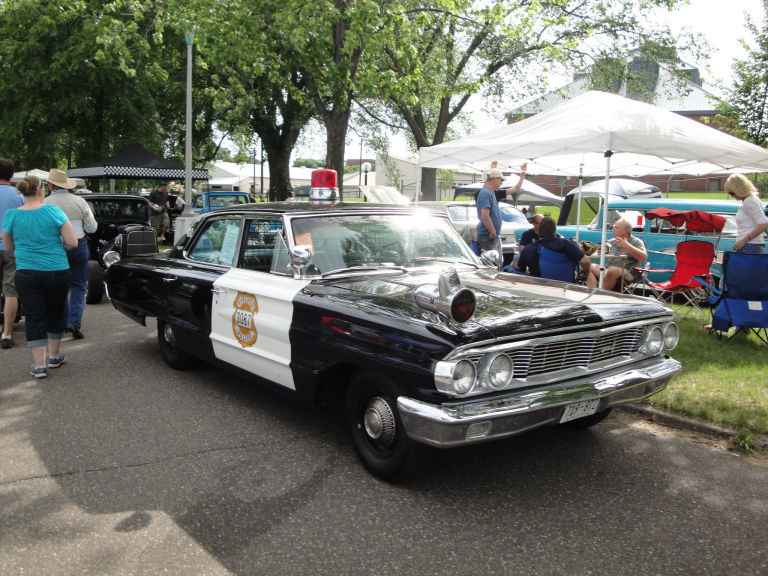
[620,404,736,438]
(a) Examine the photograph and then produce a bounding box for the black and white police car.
[105,170,681,481]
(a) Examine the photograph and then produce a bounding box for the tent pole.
[598,151,613,290]
[574,161,584,244]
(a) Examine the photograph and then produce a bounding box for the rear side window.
[188,217,243,266]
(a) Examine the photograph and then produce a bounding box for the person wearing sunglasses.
[726,174,768,254]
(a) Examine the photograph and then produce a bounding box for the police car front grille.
[467,326,645,380]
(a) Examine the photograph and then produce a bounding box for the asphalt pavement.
[1,301,767,576]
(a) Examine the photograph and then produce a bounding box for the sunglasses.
[727,191,736,197]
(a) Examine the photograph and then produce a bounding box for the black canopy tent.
[67,143,208,180]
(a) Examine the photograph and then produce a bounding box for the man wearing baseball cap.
[475,168,505,268]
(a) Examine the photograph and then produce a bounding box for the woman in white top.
[725,174,768,255]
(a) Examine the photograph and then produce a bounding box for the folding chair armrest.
[691,275,721,295]
[504,265,528,275]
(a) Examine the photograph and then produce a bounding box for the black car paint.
[108,252,669,410]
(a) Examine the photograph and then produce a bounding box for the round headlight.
[487,353,514,389]
[663,322,679,350]
[103,250,121,268]
[452,360,476,395]
[644,325,664,355]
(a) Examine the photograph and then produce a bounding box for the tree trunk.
[420,167,437,201]
[324,111,350,199]
[263,144,293,201]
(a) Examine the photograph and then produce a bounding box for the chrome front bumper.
[397,356,681,448]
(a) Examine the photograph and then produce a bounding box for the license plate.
[560,398,600,423]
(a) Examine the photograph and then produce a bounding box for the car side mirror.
[479,249,500,269]
[289,244,313,270]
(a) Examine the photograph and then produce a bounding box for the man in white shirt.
[43,169,97,339]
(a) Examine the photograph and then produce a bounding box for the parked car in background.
[557,178,662,226]
[105,201,681,481]
[420,201,523,265]
[192,190,251,214]
[291,185,311,199]
[84,194,157,303]
[556,198,757,283]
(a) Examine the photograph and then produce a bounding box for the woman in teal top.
[1,175,77,378]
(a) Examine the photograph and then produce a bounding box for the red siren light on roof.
[309,168,339,205]
[311,169,337,189]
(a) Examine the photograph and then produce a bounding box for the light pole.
[183,29,194,212]
[359,139,363,186]
[175,28,196,240]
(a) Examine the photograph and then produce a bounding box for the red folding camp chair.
[635,208,726,316]
[639,240,716,317]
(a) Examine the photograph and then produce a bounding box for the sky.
[295,0,767,161]
[667,0,764,92]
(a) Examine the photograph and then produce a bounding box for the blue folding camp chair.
[503,245,578,283]
[695,251,768,344]
[538,245,578,282]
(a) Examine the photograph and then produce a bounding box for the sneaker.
[47,353,66,369]
[0,336,13,349]
[68,325,84,340]
[30,365,48,379]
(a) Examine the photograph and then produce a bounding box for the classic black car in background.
[84,194,157,303]
[105,202,681,481]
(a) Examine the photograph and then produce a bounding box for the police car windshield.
[289,213,478,275]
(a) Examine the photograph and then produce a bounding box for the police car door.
[210,216,309,391]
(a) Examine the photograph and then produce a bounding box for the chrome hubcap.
[363,397,396,448]
[163,324,176,348]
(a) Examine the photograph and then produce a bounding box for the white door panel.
[211,268,310,390]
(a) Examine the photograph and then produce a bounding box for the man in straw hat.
[43,168,97,339]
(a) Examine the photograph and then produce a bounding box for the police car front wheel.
[345,372,426,483]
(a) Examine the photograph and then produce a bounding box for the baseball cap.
[486,168,503,179]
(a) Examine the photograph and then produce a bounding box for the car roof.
[604,198,742,211]
[85,194,149,201]
[202,201,445,217]
[418,201,475,208]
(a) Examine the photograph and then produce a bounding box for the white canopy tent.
[454,178,563,207]
[419,91,768,286]
[11,169,87,188]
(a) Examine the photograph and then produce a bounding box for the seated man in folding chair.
[586,218,647,291]
[515,216,591,282]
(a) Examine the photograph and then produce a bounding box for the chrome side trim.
[398,356,681,448]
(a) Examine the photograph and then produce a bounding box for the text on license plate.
[559,398,601,423]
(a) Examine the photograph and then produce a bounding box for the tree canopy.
[0,0,707,199]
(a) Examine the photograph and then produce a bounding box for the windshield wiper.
[321,265,408,278]
[408,257,480,269]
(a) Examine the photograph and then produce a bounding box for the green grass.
[644,305,768,435]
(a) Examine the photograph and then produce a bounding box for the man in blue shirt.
[0,158,23,348]
[518,213,543,252]
[476,168,505,268]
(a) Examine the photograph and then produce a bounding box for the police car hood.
[306,267,668,340]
